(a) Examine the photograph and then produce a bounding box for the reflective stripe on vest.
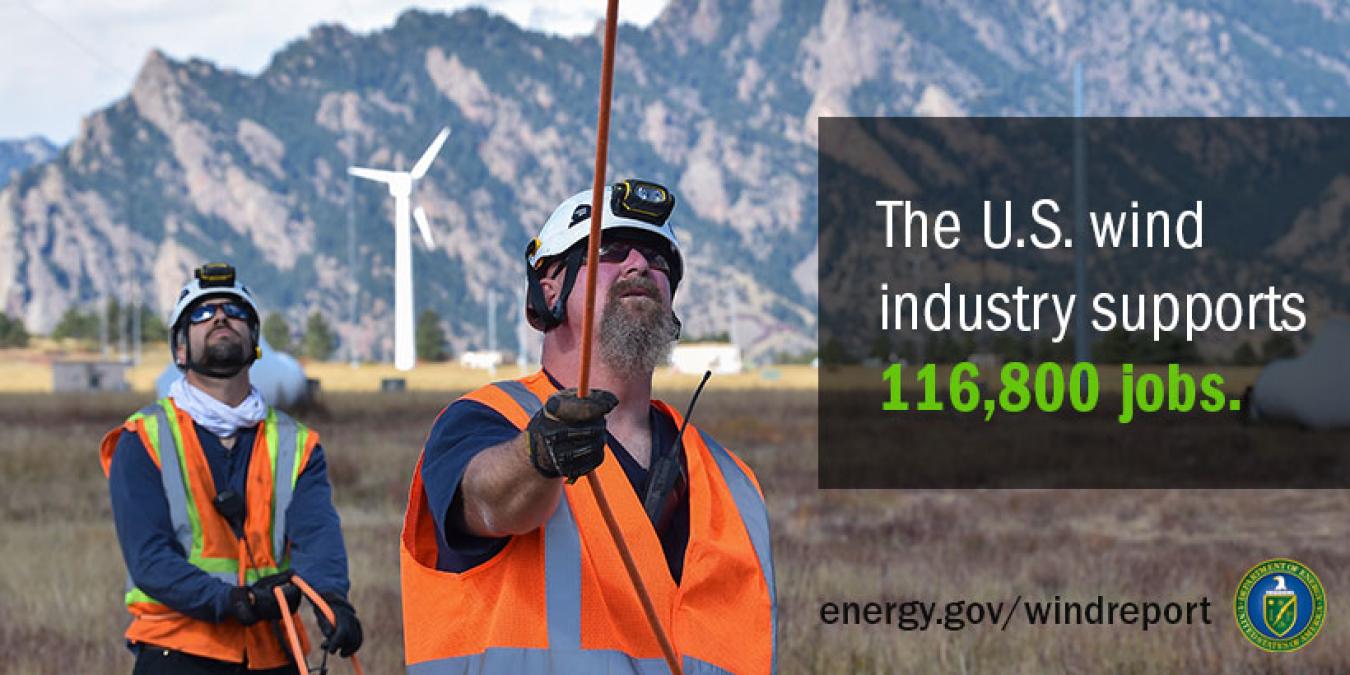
[405,379,770,674]
[492,380,591,651]
[492,379,542,418]
[150,402,196,558]
[124,400,303,607]
[407,650,735,674]
[698,429,777,674]
[269,410,303,560]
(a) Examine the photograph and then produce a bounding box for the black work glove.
[226,586,263,626]
[315,593,363,657]
[248,570,302,621]
[526,388,618,480]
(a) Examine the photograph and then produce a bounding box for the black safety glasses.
[189,301,251,324]
[595,239,671,274]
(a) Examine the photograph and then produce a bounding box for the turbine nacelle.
[348,168,411,198]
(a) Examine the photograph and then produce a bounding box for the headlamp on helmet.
[195,262,238,289]
[611,180,674,226]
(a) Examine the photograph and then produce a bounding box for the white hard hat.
[169,263,261,354]
[526,180,684,289]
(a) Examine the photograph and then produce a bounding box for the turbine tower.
[349,126,450,370]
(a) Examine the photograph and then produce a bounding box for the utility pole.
[1073,62,1090,367]
[132,295,141,365]
[727,282,739,349]
[517,289,529,370]
[115,245,128,362]
[347,153,359,367]
[99,292,109,358]
[487,290,497,377]
[912,255,924,364]
[115,293,126,361]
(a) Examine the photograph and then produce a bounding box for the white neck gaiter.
[168,377,268,439]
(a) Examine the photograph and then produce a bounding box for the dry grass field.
[3,367,1349,673]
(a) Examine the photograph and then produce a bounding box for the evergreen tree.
[867,333,893,361]
[1261,333,1297,361]
[47,302,180,346]
[990,333,1033,362]
[0,312,29,348]
[303,311,337,361]
[51,307,98,341]
[1230,341,1260,365]
[820,336,851,366]
[1093,328,1198,364]
[416,309,448,362]
[137,305,168,343]
[263,312,294,353]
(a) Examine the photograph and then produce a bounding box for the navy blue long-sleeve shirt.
[108,418,350,623]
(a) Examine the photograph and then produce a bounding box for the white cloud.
[0,0,668,143]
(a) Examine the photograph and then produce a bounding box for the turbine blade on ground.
[413,205,435,248]
[411,126,451,179]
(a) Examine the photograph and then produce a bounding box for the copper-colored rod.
[575,1,683,673]
[577,0,619,400]
[585,473,683,674]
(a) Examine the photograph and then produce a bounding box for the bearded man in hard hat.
[100,263,362,674]
[401,180,776,673]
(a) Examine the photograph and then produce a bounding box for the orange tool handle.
[274,575,365,675]
[293,575,364,675]
[273,585,307,675]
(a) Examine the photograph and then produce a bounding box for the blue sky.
[0,0,668,144]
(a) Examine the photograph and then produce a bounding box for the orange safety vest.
[100,397,317,669]
[401,371,777,674]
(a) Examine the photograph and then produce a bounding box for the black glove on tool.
[526,388,618,480]
[225,571,300,625]
[226,586,263,626]
[315,593,363,657]
[249,570,302,621]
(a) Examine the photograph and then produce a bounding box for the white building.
[460,350,505,370]
[670,343,742,375]
[53,360,128,392]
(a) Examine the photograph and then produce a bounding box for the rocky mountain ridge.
[1,0,1347,361]
[0,137,56,188]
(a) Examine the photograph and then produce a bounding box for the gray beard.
[598,290,675,375]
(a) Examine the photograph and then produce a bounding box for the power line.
[11,0,136,81]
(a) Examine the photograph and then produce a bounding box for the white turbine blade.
[413,205,435,249]
[348,167,398,182]
[410,126,451,180]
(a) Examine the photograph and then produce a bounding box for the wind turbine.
[349,126,450,371]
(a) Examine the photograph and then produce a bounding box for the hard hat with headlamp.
[525,179,684,331]
[169,262,262,377]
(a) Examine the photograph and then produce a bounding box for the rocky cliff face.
[2,0,1348,361]
[0,137,56,188]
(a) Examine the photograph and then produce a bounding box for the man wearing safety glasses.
[401,180,776,673]
[100,263,362,673]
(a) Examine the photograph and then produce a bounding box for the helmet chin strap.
[526,248,586,331]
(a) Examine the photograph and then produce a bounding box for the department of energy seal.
[1234,558,1325,652]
